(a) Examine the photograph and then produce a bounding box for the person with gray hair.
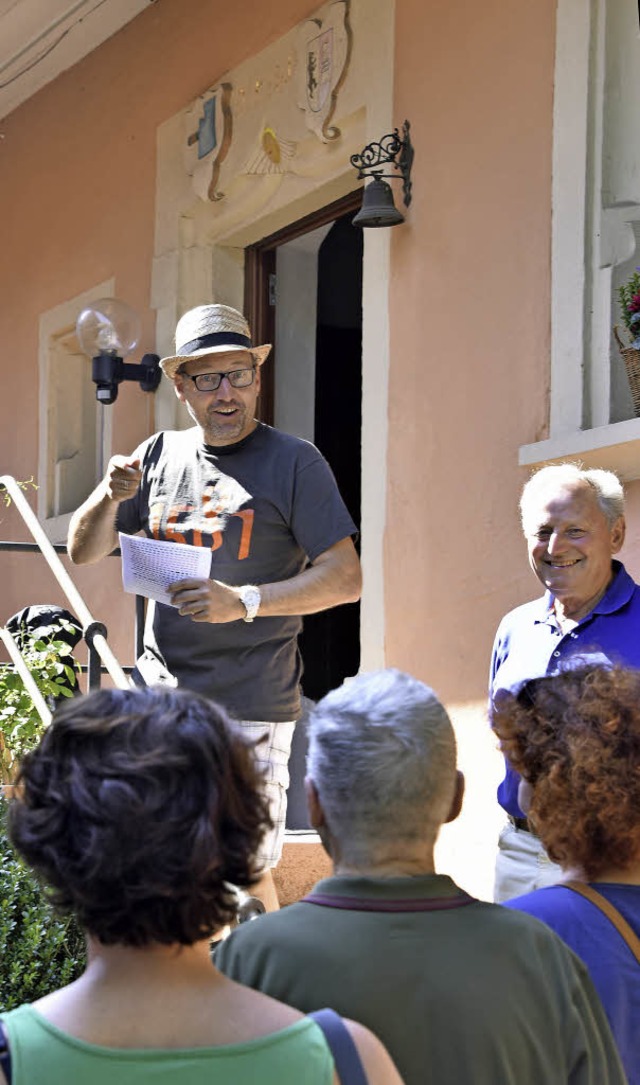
[217,668,626,1085]
[519,463,625,530]
[306,669,458,867]
[491,461,640,902]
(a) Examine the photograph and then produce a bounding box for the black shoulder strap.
[309,1008,368,1085]
[0,1020,12,1085]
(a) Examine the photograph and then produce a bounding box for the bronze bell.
[352,177,405,228]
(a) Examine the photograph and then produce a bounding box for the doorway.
[245,192,363,699]
[245,193,363,828]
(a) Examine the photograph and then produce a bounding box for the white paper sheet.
[119,533,211,606]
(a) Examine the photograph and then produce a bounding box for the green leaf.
[0,801,85,1010]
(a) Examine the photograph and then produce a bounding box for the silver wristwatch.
[238,584,261,622]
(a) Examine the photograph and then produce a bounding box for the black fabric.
[0,1020,12,1084]
[5,604,82,700]
[5,606,82,651]
[178,331,251,354]
[508,815,533,833]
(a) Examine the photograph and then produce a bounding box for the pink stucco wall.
[0,0,636,702]
[0,0,319,666]
[385,0,557,701]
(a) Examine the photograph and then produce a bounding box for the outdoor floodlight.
[76,298,161,405]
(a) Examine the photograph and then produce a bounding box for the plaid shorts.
[237,719,296,869]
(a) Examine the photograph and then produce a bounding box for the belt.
[508,815,533,833]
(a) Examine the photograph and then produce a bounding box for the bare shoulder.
[220,976,305,1039]
[344,1019,404,1085]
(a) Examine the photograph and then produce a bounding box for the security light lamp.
[76,298,161,405]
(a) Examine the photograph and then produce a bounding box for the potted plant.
[614,267,640,417]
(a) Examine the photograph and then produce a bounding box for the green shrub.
[0,800,85,1010]
[0,619,78,783]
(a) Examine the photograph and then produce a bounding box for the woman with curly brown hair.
[0,687,401,1085]
[492,665,640,1085]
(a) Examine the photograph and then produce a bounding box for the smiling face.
[523,482,625,621]
[174,350,261,446]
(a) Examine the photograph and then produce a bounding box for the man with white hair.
[68,303,361,911]
[217,668,626,1085]
[491,462,640,901]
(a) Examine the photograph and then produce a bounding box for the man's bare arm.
[259,536,361,616]
[67,457,141,565]
[169,536,362,623]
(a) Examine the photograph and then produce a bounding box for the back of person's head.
[492,665,640,879]
[306,669,457,866]
[9,687,272,946]
[519,463,625,530]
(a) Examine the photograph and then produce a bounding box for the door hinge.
[268,273,277,307]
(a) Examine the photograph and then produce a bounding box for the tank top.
[0,1004,334,1084]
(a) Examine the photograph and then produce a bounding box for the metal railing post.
[0,475,129,690]
[0,627,52,726]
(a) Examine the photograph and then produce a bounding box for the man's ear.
[173,376,186,403]
[444,770,465,824]
[610,516,626,555]
[305,776,325,830]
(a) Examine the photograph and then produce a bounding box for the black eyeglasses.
[180,366,256,392]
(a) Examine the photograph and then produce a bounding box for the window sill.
[40,512,73,546]
[519,418,640,481]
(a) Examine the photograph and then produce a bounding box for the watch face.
[241,586,260,620]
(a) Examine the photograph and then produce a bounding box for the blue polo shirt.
[490,561,640,816]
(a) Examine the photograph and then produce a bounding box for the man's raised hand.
[106,457,142,503]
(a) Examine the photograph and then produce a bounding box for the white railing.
[0,475,129,693]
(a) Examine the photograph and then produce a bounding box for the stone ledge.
[519,418,640,480]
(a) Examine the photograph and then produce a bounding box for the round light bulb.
[76,298,141,358]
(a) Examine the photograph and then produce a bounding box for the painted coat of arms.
[297,1,350,142]
[184,83,233,202]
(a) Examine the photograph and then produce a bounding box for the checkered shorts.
[237,719,296,869]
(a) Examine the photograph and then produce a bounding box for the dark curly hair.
[492,666,640,879]
[8,686,272,946]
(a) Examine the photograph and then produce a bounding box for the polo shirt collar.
[535,560,632,625]
[310,872,461,902]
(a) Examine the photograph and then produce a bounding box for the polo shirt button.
[553,650,561,657]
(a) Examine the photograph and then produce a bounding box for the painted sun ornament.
[244,126,297,175]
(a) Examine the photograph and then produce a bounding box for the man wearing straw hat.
[68,303,361,911]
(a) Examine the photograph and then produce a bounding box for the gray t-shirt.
[116,423,356,721]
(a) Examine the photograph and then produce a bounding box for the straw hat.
[159,304,272,380]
